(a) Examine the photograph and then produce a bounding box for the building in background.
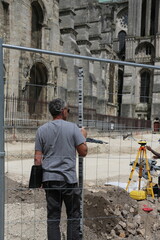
[0,0,158,126]
[116,0,159,121]
[59,0,119,121]
[0,0,119,126]
[1,0,62,121]
[99,0,160,122]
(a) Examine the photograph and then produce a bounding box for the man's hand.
[34,150,43,165]
[146,146,152,151]
[146,146,160,159]
[153,155,160,159]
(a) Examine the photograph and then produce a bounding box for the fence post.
[0,38,5,239]
[78,67,84,239]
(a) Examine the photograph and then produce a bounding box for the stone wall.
[59,0,118,116]
[3,0,159,123]
[2,1,62,117]
[1,0,120,125]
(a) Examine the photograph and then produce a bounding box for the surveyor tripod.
[126,140,154,199]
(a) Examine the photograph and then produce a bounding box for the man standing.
[34,98,88,240]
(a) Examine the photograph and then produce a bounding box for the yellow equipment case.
[129,190,147,200]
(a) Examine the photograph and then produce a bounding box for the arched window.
[146,45,152,55]
[31,1,44,49]
[117,8,128,29]
[140,71,150,103]
[135,42,155,62]
[118,31,126,60]
[28,62,48,115]
[2,2,9,34]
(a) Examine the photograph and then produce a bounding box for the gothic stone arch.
[135,42,155,63]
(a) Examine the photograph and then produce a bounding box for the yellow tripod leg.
[126,149,140,191]
[144,149,154,199]
[138,165,143,190]
[138,148,144,190]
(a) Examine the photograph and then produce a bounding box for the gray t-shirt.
[35,119,85,183]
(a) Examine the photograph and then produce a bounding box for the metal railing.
[4,96,151,130]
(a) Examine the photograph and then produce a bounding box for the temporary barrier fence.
[1,41,160,239]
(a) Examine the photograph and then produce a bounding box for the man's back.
[34,98,88,240]
[35,119,85,183]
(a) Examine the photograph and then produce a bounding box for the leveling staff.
[146,146,160,159]
[34,98,88,240]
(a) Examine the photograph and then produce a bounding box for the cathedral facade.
[1,0,61,121]
[99,0,160,121]
[1,0,118,125]
[1,0,159,124]
[118,0,160,121]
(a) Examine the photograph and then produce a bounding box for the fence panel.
[1,43,160,240]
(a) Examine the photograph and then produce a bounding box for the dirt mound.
[5,176,160,240]
[84,187,139,239]
[5,176,45,207]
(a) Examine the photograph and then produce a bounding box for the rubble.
[83,186,160,239]
[5,176,160,239]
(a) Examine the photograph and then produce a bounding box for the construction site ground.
[4,131,160,239]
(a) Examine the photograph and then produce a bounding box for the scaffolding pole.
[0,39,5,240]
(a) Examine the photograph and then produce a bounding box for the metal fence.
[4,96,151,131]
[1,41,160,240]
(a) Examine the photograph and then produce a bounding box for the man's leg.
[63,183,81,240]
[44,181,62,240]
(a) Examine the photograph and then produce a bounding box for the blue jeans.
[43,181,81,240]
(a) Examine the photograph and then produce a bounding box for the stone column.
[75,24,92,108]
[135,0,143,36]
[157,0,160,33]
[128,0,142,36]
[59,8,80,105]
[128,0,134,35]
[145,0,152,36]
[74,5,93,109]
[152,0,160,120]
[152,0,160,121]
[121,65,136,118]
[152,64,160,120]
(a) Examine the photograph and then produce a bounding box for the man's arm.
[76,143,88,157]
[146,146,160,158]
[34,150,43,165]
[80,127,87,138]
[76,127,88,157]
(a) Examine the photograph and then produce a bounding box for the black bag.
[29,165,43,188]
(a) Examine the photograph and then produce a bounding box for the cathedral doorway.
[28,62,48,117]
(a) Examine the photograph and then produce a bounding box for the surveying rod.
[78,67,84,239]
